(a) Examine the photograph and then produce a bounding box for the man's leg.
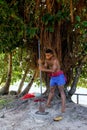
[58,86,66,112]
[46,87,56,107]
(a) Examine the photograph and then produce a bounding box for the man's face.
[45,53,53,60]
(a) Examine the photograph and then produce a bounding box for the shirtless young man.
[38,49,66,113]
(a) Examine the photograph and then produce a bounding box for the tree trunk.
[0,52,12,95]
[17,65,29,94]
[68,54,87,99]
[68,64,82,101]
[18,70,37,98]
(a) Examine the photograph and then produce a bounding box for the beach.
[0,95,87,130]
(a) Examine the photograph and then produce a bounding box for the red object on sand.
[34,98,46,102]
[21,93,35,100]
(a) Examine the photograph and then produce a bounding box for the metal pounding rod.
[38,40,42,97]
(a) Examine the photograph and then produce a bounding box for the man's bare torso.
[45,56,60,72]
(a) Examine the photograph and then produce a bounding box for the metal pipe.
[38,40,42,96]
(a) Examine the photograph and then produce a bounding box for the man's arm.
[39,60,58,73]
[38,59,48,69]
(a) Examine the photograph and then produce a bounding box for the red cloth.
[48,70,63,77]
[21,93,35,100]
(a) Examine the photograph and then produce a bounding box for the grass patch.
[0,95,15,110]
[0,99,7,109]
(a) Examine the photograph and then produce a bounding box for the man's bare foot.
[61,108,65,113]
[46,104,51,108]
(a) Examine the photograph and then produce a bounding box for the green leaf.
[82,21,87,27]
[75,23,80,29]
[27,27,38,38]
[42,13,55,25]
[76,16,81,22]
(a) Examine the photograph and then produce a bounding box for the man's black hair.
[45,49,53,54]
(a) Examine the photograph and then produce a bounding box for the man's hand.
[38,59,42,66]
[39,66,44,71]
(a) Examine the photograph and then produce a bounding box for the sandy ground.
[0,97,87,130]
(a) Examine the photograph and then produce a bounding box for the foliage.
[77,78,87,88]
[27,27,39,39]
[0,0,87,93]
[0,0,24,52]
[11,48,29,84]
[0,53,8,85]
[42,8,69,32]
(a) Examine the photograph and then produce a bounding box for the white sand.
[0,97,87,130]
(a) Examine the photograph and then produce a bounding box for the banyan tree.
[0,0,87,100]
[21,0,87,99]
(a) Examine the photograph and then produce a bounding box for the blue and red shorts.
[49,71,66,87]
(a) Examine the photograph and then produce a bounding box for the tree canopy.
[0,0,87,97]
